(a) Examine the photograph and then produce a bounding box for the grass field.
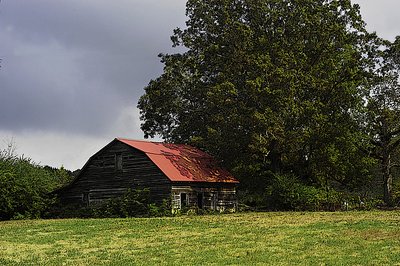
[1,212,400,265]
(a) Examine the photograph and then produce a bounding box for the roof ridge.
[116,137,198,148]
[116,137,160,143]
[117,138,211,158]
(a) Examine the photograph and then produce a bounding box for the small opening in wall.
[82,192,90,205]
[197,192,203,209]
[115,153,122,171]
[180,192,187,208]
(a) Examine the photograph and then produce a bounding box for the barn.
[56,138,239,212]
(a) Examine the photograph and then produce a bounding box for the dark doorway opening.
[82,192,90,206]
[197,192,203,209]
[180,193,187,208]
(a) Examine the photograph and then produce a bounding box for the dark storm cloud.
[0,0,187,135]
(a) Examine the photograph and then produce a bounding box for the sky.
[0,0,399,170]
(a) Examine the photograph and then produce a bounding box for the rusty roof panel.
[117,138,239,183]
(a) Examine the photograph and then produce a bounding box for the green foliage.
[94,189,172,218]
[91,189,152,218]
[392,176,400,206]
[239,173,382,211]
[50,189,172,218]
[0,151,57,220]
[138,0,378,198]
[0,142,76,220]
[265,174,342,211]
[43,165,76,189]
[363,37,400,206]
[148,199,173,217]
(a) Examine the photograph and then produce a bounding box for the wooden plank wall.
[171,183,238,212]
[58,141,171,205]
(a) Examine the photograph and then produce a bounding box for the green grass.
[1,212,400,265]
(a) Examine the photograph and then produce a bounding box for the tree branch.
[356,143,382,160]
[388,138,400,153]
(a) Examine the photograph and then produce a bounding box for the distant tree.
[43,165,75,188]
[138,0,376,193]
[0,141,64,220]
[365,36,400,206]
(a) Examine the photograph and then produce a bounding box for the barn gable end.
[57,139,171,205]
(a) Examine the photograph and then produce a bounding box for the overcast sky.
[0,0,399,170]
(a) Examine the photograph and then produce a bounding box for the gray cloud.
[354,0,400,41]
[0,0,187,135]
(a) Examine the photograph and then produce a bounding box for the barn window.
[180,192,187,208]
[115,153,123,171]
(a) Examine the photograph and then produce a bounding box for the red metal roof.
[117,138,239,183]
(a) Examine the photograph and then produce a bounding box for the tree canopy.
[138,0,398,207]
[364,37,400,205]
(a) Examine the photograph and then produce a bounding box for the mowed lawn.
[1,212,400,265]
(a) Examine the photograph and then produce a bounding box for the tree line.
[138,0,400,209]
[0,142,74,220]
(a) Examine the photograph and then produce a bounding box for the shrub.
[91,189,152,218]
[266,174,343,211]
[0,154,58,220]
[50,189,172,219]
[237,190,269,211]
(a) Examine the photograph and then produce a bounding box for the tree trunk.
[383,152,393,206]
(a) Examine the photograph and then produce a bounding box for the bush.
[0,154,58,220]
[91,189,152,218]
[237,190,269,211]
[0,141,76,220]
[340,195,384,211]
[50,189,172,219]
[266,174,343,211]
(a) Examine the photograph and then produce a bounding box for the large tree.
[138,0,376,190]
[365,36,400,206]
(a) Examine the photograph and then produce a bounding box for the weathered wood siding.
[58,141,171,205]
[57,139,238,211]
[171,183,237,212]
